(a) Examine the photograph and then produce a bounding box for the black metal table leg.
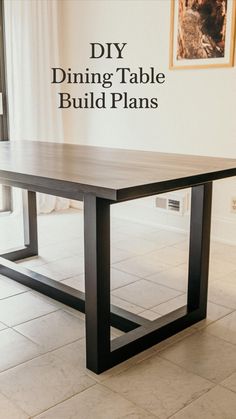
[82,182,213,373]
[84,194,111,373]
[22,190,38,256]
[187,183,212,318]
[1,190,38,261]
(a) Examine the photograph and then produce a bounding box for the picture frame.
[169,0,236,69]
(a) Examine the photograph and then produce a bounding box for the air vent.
[155,191,190,216]
[168,199,180,212]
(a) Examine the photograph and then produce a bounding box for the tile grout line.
[99,382,161,419]
[157,337,236,386]
[0,387,30,418]
[0,290,29,301]
[218,381,236,394]
[0,304,60,328]
[0,335,85,376]
[101,358,217,419]
[30,382,97,419]
[166,385,216,419]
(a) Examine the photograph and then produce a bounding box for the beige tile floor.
[0,209,236,418]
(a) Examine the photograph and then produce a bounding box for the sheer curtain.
[4,0,69,213]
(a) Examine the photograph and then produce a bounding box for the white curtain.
[4,0,70,213]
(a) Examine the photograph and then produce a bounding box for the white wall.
[58,0,236,243]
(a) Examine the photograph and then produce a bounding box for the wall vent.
[155,191,190,216]
[168,199,180,212]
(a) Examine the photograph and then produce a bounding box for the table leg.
[84,194,111,373]
[187,182,212,318]
[83,182,213,373]
[22,190,38,256]
[1,190,38,261]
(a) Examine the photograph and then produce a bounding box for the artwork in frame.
[170,0,236,69]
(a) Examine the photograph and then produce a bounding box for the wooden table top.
[0,141,236,201]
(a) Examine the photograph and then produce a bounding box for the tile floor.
[0,208,236,418]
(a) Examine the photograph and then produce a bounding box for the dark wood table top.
[0,141,236,201]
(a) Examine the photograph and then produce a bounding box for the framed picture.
[170,0,236,69]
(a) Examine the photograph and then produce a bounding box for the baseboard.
[112,203,236,246]
[211,216,236,246]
